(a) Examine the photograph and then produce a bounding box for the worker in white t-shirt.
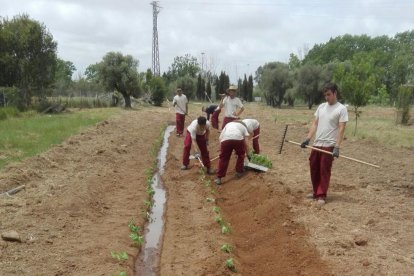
[219,85,244,130]
[242,118,260,154]
[214,121,250,185]
[181,116,214,174]
[172,87,188,136]
[301,83,348,206]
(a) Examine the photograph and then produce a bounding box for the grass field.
[0,108,120,169]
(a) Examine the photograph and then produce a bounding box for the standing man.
[219,85,244,129]
[172,87,188,137]
[242,118,260,154]
[181,116,214,174]
[301,83,348,205]
[215,121,250,185]
[202,105,221,129]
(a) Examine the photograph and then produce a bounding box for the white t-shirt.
[223,97,243,118]
[314,102,348,147]
[172,94,188,115]
[187,119,211,140]
[219,122,249,142]
[242,119,260,134]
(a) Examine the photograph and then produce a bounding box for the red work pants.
[252,127,260,154]
[217,139,245,178]
[221,117,237,130]
[211,109,221,129]
[182,132,211,169]
[309,146,334,199]
[175,113,185,135]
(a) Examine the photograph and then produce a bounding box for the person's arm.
[335,122,346,148]
[301,118,318,148]
[219,96,226,109]
[235,106,244,117]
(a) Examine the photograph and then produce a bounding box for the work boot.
[180,165,188,170]
[214,178,222,185]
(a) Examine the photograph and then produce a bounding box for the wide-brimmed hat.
[226,85,238,92]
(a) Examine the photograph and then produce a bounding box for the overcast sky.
[2,0,413,82]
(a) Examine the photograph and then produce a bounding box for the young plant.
[128,220,141,234]
[221,225,231,234]
[206,197,215,203]
[144,200,153,209]
[110,251,128,261]
[225,258,236,272]
[214,215,223,224]
[213,206,221,214]
[221,244,233,253]
[129,232,144,245]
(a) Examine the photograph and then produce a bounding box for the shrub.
[396,85,413,125]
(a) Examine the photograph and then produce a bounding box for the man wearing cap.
[172,87,188,136]
[219,85,244,130]
[242,118,261,154]
[214,121,250,185]
[181,116,214,174]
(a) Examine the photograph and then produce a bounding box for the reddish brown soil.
[1,103,413,275]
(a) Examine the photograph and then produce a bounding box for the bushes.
[0,107,20,120]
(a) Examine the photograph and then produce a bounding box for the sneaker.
[316,198,326,206]
[235,172,245,178]
[214,178,222,185]
[306,193,316,200]
[180,165,188,170]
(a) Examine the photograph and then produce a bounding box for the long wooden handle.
[286,140,380,168]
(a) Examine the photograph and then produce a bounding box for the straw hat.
[226,85,238,92]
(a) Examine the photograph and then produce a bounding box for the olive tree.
[97,52,141,108]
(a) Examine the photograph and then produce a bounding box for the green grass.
[0,108,119,170]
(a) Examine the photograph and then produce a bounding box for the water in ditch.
[135,125,175,276]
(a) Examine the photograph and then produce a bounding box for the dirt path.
[1,104,413,275]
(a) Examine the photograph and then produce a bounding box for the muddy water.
[135,125,175,276]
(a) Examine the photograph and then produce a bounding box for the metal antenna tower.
[151,1,161,76]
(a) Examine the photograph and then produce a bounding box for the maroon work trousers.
[182,132,211,169]
[217,139,245,178]
[211,109,221,129]
[309,146,334,199]
[175,113,185,135]
[252,127,260,154]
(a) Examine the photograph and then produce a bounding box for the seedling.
[204,179,211,187]
[221,225,231,234]
[120,272,126,276]
[110,251,128,261]
[206,197,215,203]
[144,200,153,208]
[225,258,236,272]
[128,220,141,234]
[213,206,221,213]
[221,244,233,253]
[129,232,144,245]
[214,215,223,224]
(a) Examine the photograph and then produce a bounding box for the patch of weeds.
[221,244,233,253]
[110,251,128,261]
[144,200,153,209]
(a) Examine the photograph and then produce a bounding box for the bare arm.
[236,106,245,117]
[335,122,346,147]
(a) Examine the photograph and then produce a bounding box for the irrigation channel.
[135,125,175,275]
